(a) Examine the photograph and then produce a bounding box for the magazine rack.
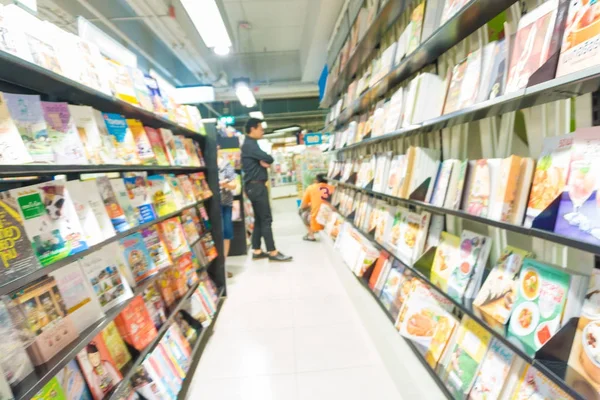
[408,178,431,202]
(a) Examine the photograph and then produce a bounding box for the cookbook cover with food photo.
[430,232,460,291]
[507,259,571,356]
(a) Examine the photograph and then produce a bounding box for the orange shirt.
[301,183,335,229]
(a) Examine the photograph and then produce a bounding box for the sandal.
[303,235,317,242]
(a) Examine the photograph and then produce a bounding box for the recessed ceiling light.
[214,46,230,56]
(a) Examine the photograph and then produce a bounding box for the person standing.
[299,173,335,241]
[241,118,292,262]
[218,148,237,278]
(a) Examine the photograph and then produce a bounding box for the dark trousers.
[246,182,276,252]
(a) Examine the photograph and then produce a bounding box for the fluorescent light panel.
[173,86,216,104]
[180,0,232,50]
[249,111,264,119]
[235,85,256,108]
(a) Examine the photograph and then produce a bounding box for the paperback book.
[126,119,156,165]
[102,113,140,165]
[0,92,31,164]
[55,360,93,400]
[95,176,131,233]
[40,102,88,165]
[119,232,159,284]
[100,321,132,371]
[158,217,191,259]
[145,127,170,166]
[123,175,157,225]
[141,225,172,270]
[430,231,460,291]
[109,178,138,229]
[469,339,516,400]
[147,175,178,217]
[76,334,122,400]
[446,230,492,301]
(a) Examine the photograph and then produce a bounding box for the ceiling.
[26,0,345,99]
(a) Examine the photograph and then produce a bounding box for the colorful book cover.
[32,377,66,400]
[469,339,516,400]
[108,178,138,229]
[158,217,191,259]
[430,232,460,291]
[172,135,190,166]
[473,246,532,330]
[505,0,559,93]
[92,109,123,164]
[396,210,430,265]
[0,92,31,164]
[105,58,138,106]
[126,120,156,165]
[123,175,157,225]
[159,128,177,165]
[147,175,178,217]
[79,243,133,312]
[95,176,130,233]
[148,349,180,397]
[510,364,571,399]
[465,159,501,218]
[114,296,158,351]
[181,207,201,244]
[444,316,492,399]
[407,2,425,54]
[3,93,52,163]
[10,179,88,266]
[141,225,172,270]
[167,174,187,210]
[492,155,522,222]
[128,67,154,112]
[177,175,197,206]
[143,284,167,329]
[68,105,105,165]
[457,48,483,110]
[443,60,467,115]
[102,113,141,165]
[424,312,459,369]
[446,230,491,301]
[431,160,455,207]
[145,127,170,166]
[100,321,132,370]
[66,180,107,246]
[56,360,93,400]
[76,335,122,400]
[50,261,105,333]
[555,127,600,245]
[184,138,201,167]
[131,362,172,400]
[483,38,508,100]
[40,102,88,164]
[508,258,571,356]
[119,232,159,284]
[0,191,42,285]
[525,134,573,227]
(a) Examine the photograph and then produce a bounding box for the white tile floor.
[187,198,404,400]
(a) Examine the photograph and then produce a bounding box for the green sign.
[219,116,235,125]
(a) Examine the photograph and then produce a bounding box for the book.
[407,2,425,54]
[32,377,66,400]
[66,180,107,246]
[181,207,201,244]
[444,316,492,399]
[167,175,187,210]
[505,0,559,93]
[158,217,191,260]
[510,364,571,399]
[0,92,31,164]
[76,334,123,400]
[145,127,170,166]
[431,159,458,207]
[56,360,93,400]
[424,310,459,370]
[469,339,516,400]
[109,178,138,229]
[10,179,88,266]
[50,262,105,334]
[79,243,133,312]
[173,135,190,166]
[159,128,177,165]
[123,175,157,225]
[147,175,178,217]
[177,175,197,206]
[464,159,502,218]
[508,258,579,356]
[102,113,141,165]
[473,246,532,330]
[119,232,159,285]
[444,159,468,210]
[131,360,172,400]
[480,39,509,101]
[143,285,168,330]
[95,176,131,233]
[68,105,105,165]
[525,134,573,227]
[141,225,172,270]
[383,88,404,134]
[457,49,483,110]
[441,0,470,24]
[100,321,132,371]
[3,93,52,163]
[114,296,158,351]
[446,230,492,301]
[40,102,88,165]
[396,210,431,265]
[443,59,467,115]
[373,152,392,193]
[430,232,460,291]
[127,120,156,165]
[0,191,42,285]
[509,157,535,225]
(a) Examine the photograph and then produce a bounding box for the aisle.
[187,198,404,400]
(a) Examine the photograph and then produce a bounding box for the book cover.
[105,58,138,106]
[3,93,52,163]
[0,92,31,164]
[465,159,501,218]
[126,120,156,165]
[510,157,535,225]
[76,335,122,400]
[79,243,133,312]
[50,261,105,334]
[95,176,131,233]
[473,246,532,330]
[92,109,122,164]
[469,339,516,400]
[109,178,139,229]
[147,175,178,217]
[173,135,190,166]
[119,232,159,284]
[510,364,571,399]
[483,38,508,101]
[424,311,459,370]
[181,207,201,244]
[32,377,66,400]
[131,361,172,400]
[446,230,491,301]
[443,60,467,115]
[66,180,106,246]
[11,179,88,266]
[0,300,34,387]
[158,217,191,259]
[505,0,559,93]
[114,296,158,351]
[128,67,154,112]
[123,175,157,225]
[167,175,187,210]
[431,160,456,207]
[396,210,431,265]
[148,347,182,396]
[100,321,132,371]
[0,191,41,285]
[444,316,492,399]
[184,138,202,167]
[143,284,167,329]
[177,175,197,206]
[102,113,140,165]
[56,360,93,400]
[441,0,470,24]
[526,134,574,227]
[508,258,571,356]
[68,105,105,165]
[159,128,177,165]
[40,102,88,165]
[457,49,483,109]
[145,127,170,166]
[407,2,425,54]
[431,232,460,291]
[491,155,523,222]
[141,225,172,270]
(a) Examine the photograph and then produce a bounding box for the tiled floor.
[187,198,403,400]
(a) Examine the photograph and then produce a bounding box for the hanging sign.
[304,133,322,146]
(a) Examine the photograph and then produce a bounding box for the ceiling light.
[180,0,232,52]
[173,85,216,104]
[234,80,256,108]
[213,46,230,56]
[249,111,264,119]
[272,126,301,134]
